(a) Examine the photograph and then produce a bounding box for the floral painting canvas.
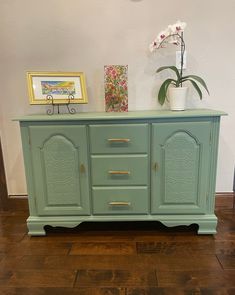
[104,65,128,112]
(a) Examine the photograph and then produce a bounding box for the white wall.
[0,0,234,194]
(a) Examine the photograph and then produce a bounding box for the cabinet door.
[29,125,90,216]
[151,121,211,214]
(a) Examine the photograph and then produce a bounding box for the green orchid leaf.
[187,79,203,100]
[181,75,209,94]
[156,66,181,81]
[158,79,176,105]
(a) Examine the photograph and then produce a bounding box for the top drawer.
[89,124,149,154]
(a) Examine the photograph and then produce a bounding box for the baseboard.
[8,194,28,199]
[216,192,234,197]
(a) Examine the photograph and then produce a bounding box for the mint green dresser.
[16,110,226,235]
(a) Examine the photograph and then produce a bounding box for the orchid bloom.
[168,21,186,34]
[149,21,186,52]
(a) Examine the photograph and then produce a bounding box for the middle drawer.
[91,155,149,186]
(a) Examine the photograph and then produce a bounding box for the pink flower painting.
[104,65,128,112]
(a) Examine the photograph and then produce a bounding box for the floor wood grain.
[0,197,234,294]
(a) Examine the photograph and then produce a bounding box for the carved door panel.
[151,121,211,214]
[29,125,90,216]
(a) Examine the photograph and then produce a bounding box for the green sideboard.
[15,109,226,235]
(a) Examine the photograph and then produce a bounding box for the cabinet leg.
[197,220,217,235]
[27,220,46,236]
[159,216,217,235]
[27,218,84,236]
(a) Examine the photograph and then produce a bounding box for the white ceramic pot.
[168,86,188,111]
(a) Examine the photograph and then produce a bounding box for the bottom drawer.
[92,187,149,215]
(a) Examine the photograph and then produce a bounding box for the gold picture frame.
[27,71,88,105]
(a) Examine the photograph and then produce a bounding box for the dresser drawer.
[91,155,149,185]
[92,187,149,215]
[89,124,149,154]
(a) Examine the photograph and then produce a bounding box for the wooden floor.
[0,197,235,295]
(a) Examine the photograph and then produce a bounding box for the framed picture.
[27,71,88,104]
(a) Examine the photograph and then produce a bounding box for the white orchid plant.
[149,21,209,105]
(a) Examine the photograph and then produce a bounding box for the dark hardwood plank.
[69,242,136,255]
[155,255,222,271]
[136,240,235,256]
[216,255,235,270]
[0,288,126,295]
[0,138,9,211]
[0,270,13,285]
[43,255,157,270]
[136,241,216,255]
[6,242,72,256]
[23,254,222,272]
[21,232,134,243]
[0,242,12,255]
[127,288,179,295]
[14,255,160,271]
[214,231,235,241]
[1,287,234,295]
[126,288,235,295]
[215,194,234,209]
[15,256,47,270]
[214,241,235,255]
[0,256,26,271]
[75,269,157,287]
[156,270,235,288]
[0,270,77,287]
[0,235,26,244]
[6,198,29,213]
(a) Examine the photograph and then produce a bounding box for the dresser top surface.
[14,109,227,122]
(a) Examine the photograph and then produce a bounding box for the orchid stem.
[180,31,184,86]
[158,32,186,85]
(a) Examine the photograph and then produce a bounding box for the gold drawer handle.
[153,162,159,171]
[108,138,130,143]
[109,201,131,206]
[80,163,86,173]
[108,170,130,175]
